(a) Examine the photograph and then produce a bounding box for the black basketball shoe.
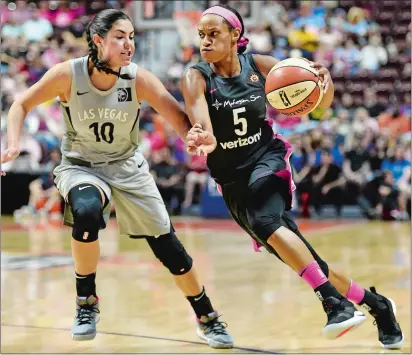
[321,296,366,339]
[366,286,404,349]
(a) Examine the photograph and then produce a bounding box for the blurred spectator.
[397,166,411,219]
[399,93,411,117]
[248,26,273,55]
[310,150,345,216]
[52,1,84,28]
[378,106,411,139]
[329,7,347,32]
[318,23,341,49]
[41,39,65,69]
[353,107,379,134]
[368,136,389,172]
[330,108,351,137]
[334,38,361,76]
[1,127,42,173]
[364,88,387,118]
[182,154,208,210]
[335,93,356,116]
[381,147,410,182]
[322,136,344,167]
[358,170,401,220]
[344,7,369,36]
[13,148,62,219]
[359,35,388,72]
[291,138,313,217]
[150,147,185,215]
[2,16,23,38]
[288,24,319,60]
[376,171,402,220]
[22,9,53,42]
[343,137,371,197]
[314,43,334,68]
[261,1,286,32]
[294,2,325,31]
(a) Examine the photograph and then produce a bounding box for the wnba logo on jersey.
[117,88,132,102]
[279,90,291,107]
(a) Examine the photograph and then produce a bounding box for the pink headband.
[201,6,249,50]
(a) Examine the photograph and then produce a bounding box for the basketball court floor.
[1,215,410,353]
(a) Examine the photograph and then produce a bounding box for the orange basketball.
[265,58,324,116]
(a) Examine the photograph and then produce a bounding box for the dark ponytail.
[218,5,248,54]
[86,9,134,79]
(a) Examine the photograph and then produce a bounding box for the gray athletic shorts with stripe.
[53,150,170,237]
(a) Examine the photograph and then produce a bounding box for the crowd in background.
[1,0,410,221]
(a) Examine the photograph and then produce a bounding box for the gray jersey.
[60,56,140,163]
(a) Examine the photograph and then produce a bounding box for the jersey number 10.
[89,122,115,144]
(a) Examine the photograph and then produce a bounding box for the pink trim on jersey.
[216,183,223,196]
[252,239,264,252]
[273,133,297,193]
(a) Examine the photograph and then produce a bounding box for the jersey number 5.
[89,122,114,144]
[233,107,247,136]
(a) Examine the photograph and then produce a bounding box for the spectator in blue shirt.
[381,147,411,182]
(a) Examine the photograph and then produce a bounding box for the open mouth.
[121,51,132,58]
[201,48,213,53]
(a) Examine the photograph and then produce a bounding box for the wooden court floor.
[1,215,410,353]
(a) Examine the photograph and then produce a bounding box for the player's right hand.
[186,123,217,156]
[1,146,20,176]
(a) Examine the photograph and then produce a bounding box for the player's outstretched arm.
[181,68,213,134]
[1,62,71,170]
[135,66,191,142]
[181,68,217,155]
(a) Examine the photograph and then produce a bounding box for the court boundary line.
[1,323,280,354]
[302,221,368,237]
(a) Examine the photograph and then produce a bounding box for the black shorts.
[217,135,324,265]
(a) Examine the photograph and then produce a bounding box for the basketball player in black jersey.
[181,4,403,349]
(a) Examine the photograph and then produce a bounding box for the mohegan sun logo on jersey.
[117,88,132,102]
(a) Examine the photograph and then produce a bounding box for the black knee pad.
[146,228,193,275]
[68,184,105,243]
[248,211,282,242]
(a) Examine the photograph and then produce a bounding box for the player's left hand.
[186,123,217,156]
[309,61,331,94]
[300,58,331,94]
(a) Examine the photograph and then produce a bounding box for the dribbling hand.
[311,62,331,94]
[301,58,331,94]
[1,146,20,176]
[186,123,217,156]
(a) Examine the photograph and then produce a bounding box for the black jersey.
[192,53,273,183]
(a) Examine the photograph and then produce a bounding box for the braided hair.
[86,9,134,80]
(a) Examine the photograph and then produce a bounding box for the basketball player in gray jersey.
[1,9,233,349]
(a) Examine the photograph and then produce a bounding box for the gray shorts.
[53,151,170,237]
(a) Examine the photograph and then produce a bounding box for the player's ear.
[92,33,103,48]
[231,28,241,43]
